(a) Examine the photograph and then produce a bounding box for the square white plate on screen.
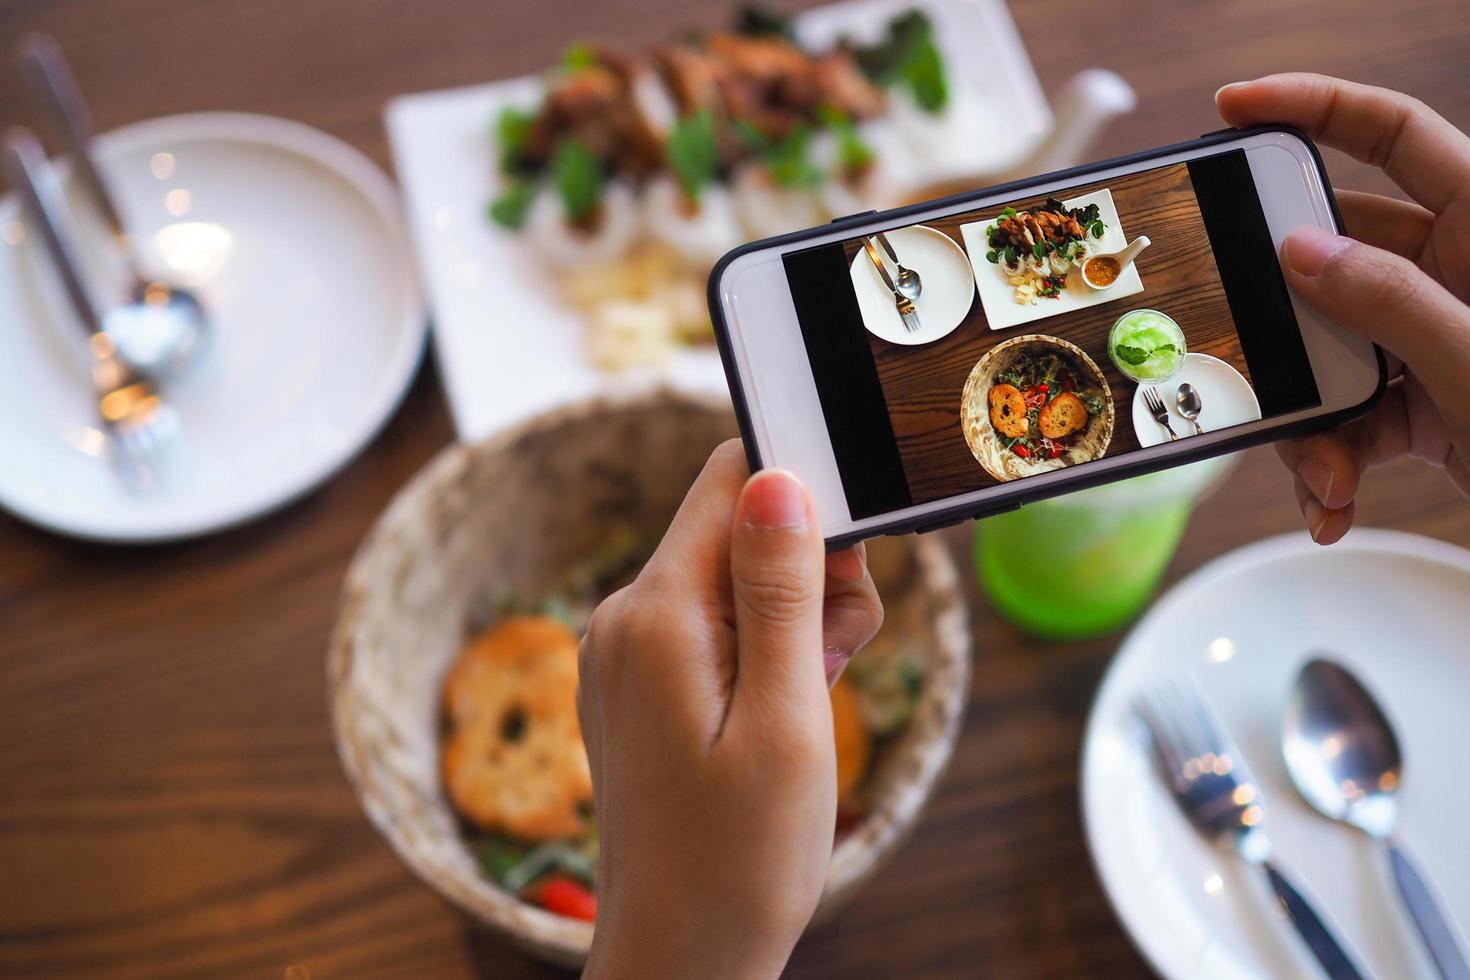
[385,0,1051,441]
[960,187,1143,331]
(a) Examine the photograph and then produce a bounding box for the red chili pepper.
[1037,384,1049,393]
[533,875,597,921]
[1013,444,1031,458]
[1047,445,1064,459]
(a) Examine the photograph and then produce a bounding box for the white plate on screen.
[0,112,426,543]
[959,187,1143,331]
[1081,529,1470,980]
[1130,352,1261,447]
[848,225,975,345]
[384,0,1053,441]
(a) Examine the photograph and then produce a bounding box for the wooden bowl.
[328,389,971,968]
[960,333,1115,482]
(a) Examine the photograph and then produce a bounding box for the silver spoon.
[17,32,208,381]
[1176,383,1206,434]
[875,231,921,304]
[1284,658,1470,980]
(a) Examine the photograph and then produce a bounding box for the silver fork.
[1137,677,1372,980]
[862,236,920,333]
[1,127,178,489]
[1141,386,1179,441]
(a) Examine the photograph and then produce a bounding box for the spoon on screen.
[17,33,209,381]
[1283,658,1470,980]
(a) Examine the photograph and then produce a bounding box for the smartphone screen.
[780,149,1323,521]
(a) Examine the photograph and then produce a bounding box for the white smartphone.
[709,126,1385,549]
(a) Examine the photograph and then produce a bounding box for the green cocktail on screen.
[1108,309,1186,383]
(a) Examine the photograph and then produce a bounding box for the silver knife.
[862,237,920,333]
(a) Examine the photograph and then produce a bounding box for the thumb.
[728,469,827,709]
[1282,226,1470,426]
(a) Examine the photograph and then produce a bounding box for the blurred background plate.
[384,0,1053,442]
[0,112,426,542]
[1081,529,1470,980]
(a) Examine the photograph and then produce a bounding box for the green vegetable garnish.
[1113,344,1149,366]
[985,249,1000,264]
[1003,245,1017,264]
[1090,220,1106,238]
[495,106,537,176]
[736,121,824,188]
[854,11,949,114]
[817,107,875,176]
[666,110,721,202]
[1031,240,1047,261]
[488,180,538,230]
[550,138,606,223]
[1154,343,1178,355]
[562,42,598,72]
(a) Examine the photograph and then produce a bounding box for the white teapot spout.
[1008,69,1136,180]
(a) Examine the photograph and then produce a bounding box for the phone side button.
[1199,127,1237,139]
[831,209,878,224]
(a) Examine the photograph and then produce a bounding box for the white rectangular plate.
[385,0,1050,441]
[960,188,1143,331]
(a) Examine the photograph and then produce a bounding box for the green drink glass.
[1108,309,1186,384]
[974,459,1231,641]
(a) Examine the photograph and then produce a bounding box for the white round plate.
[848,224,975,346]
[1082,529,1470,980]
[1131,352,1261,448]
[0,112,425,542]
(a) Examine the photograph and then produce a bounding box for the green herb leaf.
[496,106,537,175]
[985,249,1000,264]
[1000,206,1017,219]
[562,42,597,72]
[1031,240,1047,260]
[737,121,823,188]
[478,836,530,888]
[1003,245,1017,264]
[550,138,605,222]
[852,10,949,113]
[488,180,538,230]
[1114,344,1149,366]
[1154,343,1178,355]
[903,35,948,112]
[1090,220,1105,238]
[666,110,720,201]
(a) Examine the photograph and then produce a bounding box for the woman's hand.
[1216,73,1470,543]
[578,441,883,980]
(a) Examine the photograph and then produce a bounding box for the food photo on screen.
[783,149,1324,519]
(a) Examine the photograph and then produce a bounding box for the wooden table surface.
[2,0,1467,977]
[848,163,1251,503]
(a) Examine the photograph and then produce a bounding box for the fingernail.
[1285,226,1352,277]
[824,646,850,685]
[826,544,867,584]
[1298,458,1334,506]
[1214,81,1247,103]
[743,469,808,530]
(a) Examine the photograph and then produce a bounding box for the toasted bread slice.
[1039,391,1088,439]
[988,384,1028,439]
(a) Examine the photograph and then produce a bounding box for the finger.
[1294,475,1356,546]
[727,469,828,715]
[822,542,883,687]
[638,439,749,606]
[1282,227,1470,433]
[1274,431,1362,512]
[1273,383,1412,503]
[1216,73,1470,213]
[1336,189,1433,261]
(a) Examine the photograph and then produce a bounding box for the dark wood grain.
[842,163,1250,502]
[2,0,1468,977]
